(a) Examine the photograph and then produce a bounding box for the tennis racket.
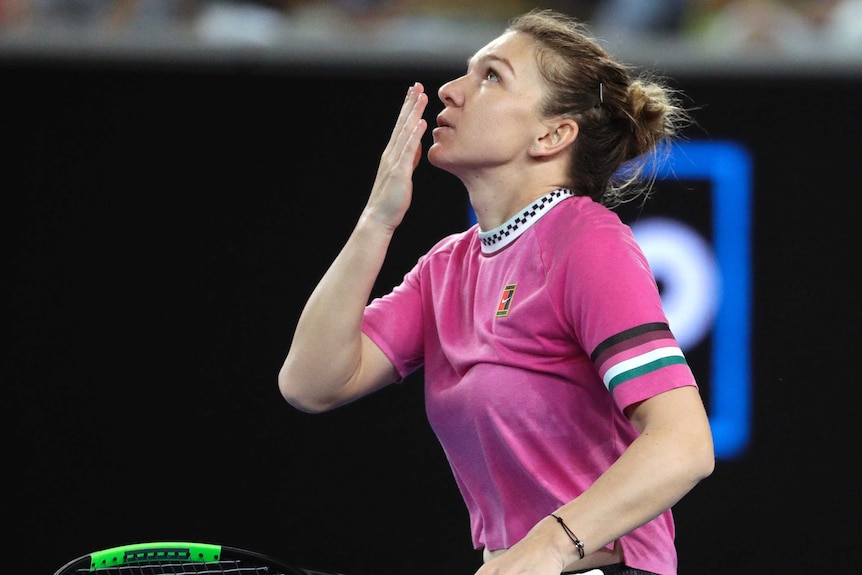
[52,541,341,575]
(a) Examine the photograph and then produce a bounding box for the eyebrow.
[467,53,516,76]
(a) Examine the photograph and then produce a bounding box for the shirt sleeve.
[361,257,428,382]
[559,214,698,411]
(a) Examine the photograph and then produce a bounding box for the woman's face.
[428,31,550,176]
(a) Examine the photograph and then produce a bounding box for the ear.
[530,118,579,157]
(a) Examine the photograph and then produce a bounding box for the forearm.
[278,212,396,412]
[486,387,714,574]
[548,423,713,567]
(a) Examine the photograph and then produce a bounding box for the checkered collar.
[478,188,574,254]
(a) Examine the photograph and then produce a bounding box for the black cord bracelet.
[549,513,585,559]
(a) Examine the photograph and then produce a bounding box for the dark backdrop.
[5,58,859,575]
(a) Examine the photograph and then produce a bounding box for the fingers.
[384,82,428,165]
[366,83,428,229]
[401,85,428,171]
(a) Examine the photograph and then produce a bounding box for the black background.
[5,57,860,575]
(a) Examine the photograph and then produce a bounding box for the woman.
[278,8,715,575]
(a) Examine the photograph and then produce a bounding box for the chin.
[427,145,452,170]
[426,147,442,168]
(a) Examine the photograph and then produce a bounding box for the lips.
[436,114,453,129]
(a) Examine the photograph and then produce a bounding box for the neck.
[450,156,573,230]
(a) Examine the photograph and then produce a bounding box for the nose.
[437,75,464,106]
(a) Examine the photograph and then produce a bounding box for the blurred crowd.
[1,0,860,54]
[593,0,861,53]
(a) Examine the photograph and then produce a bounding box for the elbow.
[691,431,717,484]
[277,364,335,414]
[668,422,716,488]
[695,449,716,484]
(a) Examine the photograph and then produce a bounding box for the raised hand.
[364,82,428,232]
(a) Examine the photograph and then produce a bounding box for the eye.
[484,67,501,82]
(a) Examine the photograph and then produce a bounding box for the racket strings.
[74,560,286,575]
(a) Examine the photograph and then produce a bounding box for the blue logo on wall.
[647,141,752,459]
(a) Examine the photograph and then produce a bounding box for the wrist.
[549,513,585,560]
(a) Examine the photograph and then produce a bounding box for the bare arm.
[278,83,429,413]
[477,385,715,574]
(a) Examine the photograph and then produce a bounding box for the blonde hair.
[508,9,692,207]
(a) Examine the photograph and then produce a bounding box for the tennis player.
[278,9,715,575]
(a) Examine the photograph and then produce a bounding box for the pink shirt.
[362,190,696,575]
